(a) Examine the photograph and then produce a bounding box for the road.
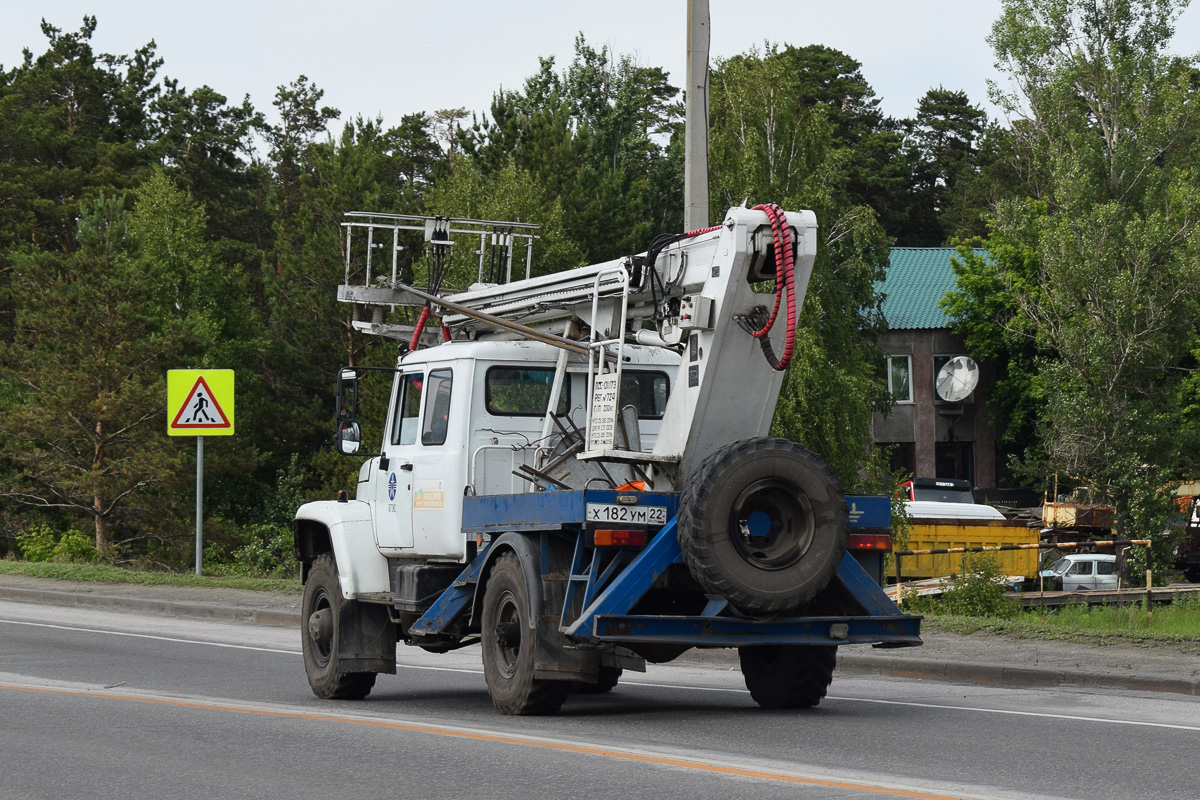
[1,599,1196,800]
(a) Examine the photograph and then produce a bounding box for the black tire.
[481,553,569,715]
[739,644,836,709]
[572,666,623,694]
[301,554,377,700]
[678,438,848,614]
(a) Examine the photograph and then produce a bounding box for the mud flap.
[338,599,397,674]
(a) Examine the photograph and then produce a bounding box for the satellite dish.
[935,356,979,402]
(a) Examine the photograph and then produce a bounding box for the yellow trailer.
[902,518,1039,579]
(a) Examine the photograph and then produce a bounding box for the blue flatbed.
[411,490,923,649]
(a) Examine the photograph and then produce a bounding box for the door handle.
[400,463,414,471]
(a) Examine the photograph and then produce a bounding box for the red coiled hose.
[745,203,797,371]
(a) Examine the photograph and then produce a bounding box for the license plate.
[586,503,667,526]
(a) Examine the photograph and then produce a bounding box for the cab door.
[373,371,424,552]
[409,367,465,558]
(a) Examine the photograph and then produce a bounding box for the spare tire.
[678,438,847,614]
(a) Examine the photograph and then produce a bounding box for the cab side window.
[421,369,453,446]
[1068,560,1092,576]
[391,373,424,446]
[1096,560,1117,575]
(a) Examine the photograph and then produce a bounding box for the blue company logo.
[388,473,397,501]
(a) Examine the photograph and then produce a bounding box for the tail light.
[847,533,892,552]
[592,529,648,547]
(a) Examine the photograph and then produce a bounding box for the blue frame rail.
[415,491,921,650]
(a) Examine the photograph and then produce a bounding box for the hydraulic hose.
[745,203,797,371]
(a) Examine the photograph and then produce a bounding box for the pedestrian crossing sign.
[168,370,235,436]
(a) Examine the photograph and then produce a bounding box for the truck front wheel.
[302,554,377,700]
[738,644,836,709]
[481,553,569,715]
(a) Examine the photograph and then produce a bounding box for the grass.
[920,594,1200,647]
[0,559,301,594]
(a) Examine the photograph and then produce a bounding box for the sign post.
[168,370,235,575]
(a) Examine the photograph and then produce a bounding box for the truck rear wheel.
[678,438,848,614]
[481,553,569,715]
[738,644,836,709]
[302,554,377,700]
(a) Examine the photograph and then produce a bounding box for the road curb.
[4,584,1197,697]
[834,653,1200,697]
[0,585,301,627]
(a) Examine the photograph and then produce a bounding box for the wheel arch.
[470,532,545,630]
[293,500,389,596]
[294,518,333,583]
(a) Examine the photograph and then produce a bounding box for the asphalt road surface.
[1,599,1197,800]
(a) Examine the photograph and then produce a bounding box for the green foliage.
[0,195,193,554]
[0,559,300,592]
[461,35,682,260]
[942,0,1200,573]
[206,523,299,579]
[906,553,1021,618]
[0,15,1039,571]
[0,17,160,253]
[15,524,96,563]
[926,598,1200,643]
[707,44,893,491]
[425,156,585,283]
[15,525,55,562]
[902,87,988,245]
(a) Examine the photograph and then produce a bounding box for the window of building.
[887,356,912,403]
[883,442,914,478]
[935,442,974,483]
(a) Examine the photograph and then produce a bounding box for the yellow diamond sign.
[168,370,235,436]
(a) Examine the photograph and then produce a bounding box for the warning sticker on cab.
[414,480,444,510]
[585,503,667,526]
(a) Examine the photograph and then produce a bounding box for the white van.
[901,478,1006,521]
[1040,554,1120,591]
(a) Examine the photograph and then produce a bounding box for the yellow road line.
[1,683,971,800]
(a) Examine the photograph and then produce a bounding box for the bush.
[904,553,1021,619]
[16,525,55,562]
[51,530,97,562]
[939,554,1020,618]
[207,523,298,579]
[16,525,97,563]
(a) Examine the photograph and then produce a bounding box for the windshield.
[1046,558,1070,575]
[912,486,974,503]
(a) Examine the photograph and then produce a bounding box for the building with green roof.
[874,248,997,489]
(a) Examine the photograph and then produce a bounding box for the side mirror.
[336,368,360,456]
[337,420,362,455]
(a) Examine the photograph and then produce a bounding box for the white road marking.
[5,616,1198,733]
[827,695,1200,732]
[0,618,300,655]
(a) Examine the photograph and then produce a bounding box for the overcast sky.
[4,1,1199,132]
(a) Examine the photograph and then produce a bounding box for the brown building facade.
[872,249,998,489]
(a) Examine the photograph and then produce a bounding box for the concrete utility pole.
[684,0,710,231]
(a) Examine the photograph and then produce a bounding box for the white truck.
[294,204,920,714]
